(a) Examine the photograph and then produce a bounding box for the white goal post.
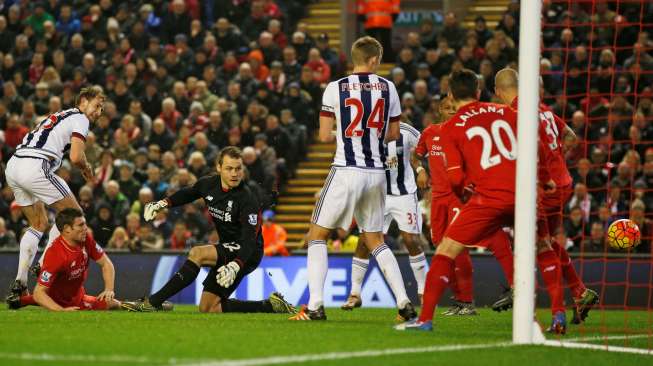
[513,0,543,344]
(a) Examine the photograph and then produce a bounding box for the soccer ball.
[606,219,641,250]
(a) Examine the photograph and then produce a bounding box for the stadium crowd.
[387,2,653,254]
[0,1,651,254]
[0,0,340,252]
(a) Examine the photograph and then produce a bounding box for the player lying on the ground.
[121,147,295,314]
[491,68,598,329]
[412,95,515,316]
[395,69,554,332]
[290,37,417,321]
[341,122,428,310]
[7,208,125,311]
[5,86,104,302]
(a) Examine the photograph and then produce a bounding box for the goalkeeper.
[122,147,295,314]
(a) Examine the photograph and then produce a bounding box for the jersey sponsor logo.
[248,214,258,225]
[221,241,241,252]
[40,271,52,283]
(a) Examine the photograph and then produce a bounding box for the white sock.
[16,228,43,285]
[409,253,428,295]
[350,257,369,296]
[307,240,328,311]
[38,224,60,266]
[372,244,410,309]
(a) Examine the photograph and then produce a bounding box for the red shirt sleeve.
[86,233,105,261]
[415,128,428,156]
[38,249,62,288]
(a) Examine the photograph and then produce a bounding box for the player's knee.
[402,234,422,254]
[188,247,203,263]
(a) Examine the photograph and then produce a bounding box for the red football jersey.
[440,101,518,205]
[37,233,105,307]
[511,97,572,188]
[415,123,453,198]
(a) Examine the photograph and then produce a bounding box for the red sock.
[419,254,455,323]
[537,250,565,314]
[551,240,585,299]
[454,250,473,303]
[485,230,514,286]
[20,295,37,307]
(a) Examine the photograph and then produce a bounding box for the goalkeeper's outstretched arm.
[144,184,203,221]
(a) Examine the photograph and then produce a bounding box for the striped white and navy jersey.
[320,72,402,169]
[15,108,89,168]
[385,123,420,196]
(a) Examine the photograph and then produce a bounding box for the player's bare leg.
[9,202,49,299]
[341,238,368,310]
[291,223,330,320]
[401,231,428,306]
[396,236,466,331]
[361,231,416,321]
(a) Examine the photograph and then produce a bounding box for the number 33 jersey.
[439,101,519,205]
[320,73,401,169]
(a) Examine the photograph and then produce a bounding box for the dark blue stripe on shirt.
[34,110,80,149]
[338,78,356,166]
[358,74,375,167]
[379,78,391,166]
[396,133,408,195]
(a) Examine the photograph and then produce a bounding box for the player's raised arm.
[143,179,203,221]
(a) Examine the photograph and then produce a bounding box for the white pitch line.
[178,342,515,366]
[0,352,193,365]
[564,334,652,343]
[542,340,653,355]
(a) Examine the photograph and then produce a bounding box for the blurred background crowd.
[0,0,650,254]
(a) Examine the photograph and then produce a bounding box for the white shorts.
[5,156,72,206]
[312,166,386,233]
[384,192,422,234]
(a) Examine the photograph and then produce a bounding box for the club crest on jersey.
[70,261,76,268]
[248,214,258,225]
[206,195,213,201]
[227,200,233,211]
[40,271,52,283]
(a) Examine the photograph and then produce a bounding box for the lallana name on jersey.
[456,105,506,126]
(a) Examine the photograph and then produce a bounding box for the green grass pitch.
[0,306,651,366]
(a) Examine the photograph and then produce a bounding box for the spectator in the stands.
[262,210,289,256]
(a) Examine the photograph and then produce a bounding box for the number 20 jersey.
[320,72,402,170]
[440,101,519,205]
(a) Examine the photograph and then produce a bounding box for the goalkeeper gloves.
[144,200,168,222]
[216,261,240,288]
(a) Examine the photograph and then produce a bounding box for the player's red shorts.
[430,194,462,245]
[77,295,108,311]
[444,194,514,246]
[50,288,109,311]
[537,184,572,239]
